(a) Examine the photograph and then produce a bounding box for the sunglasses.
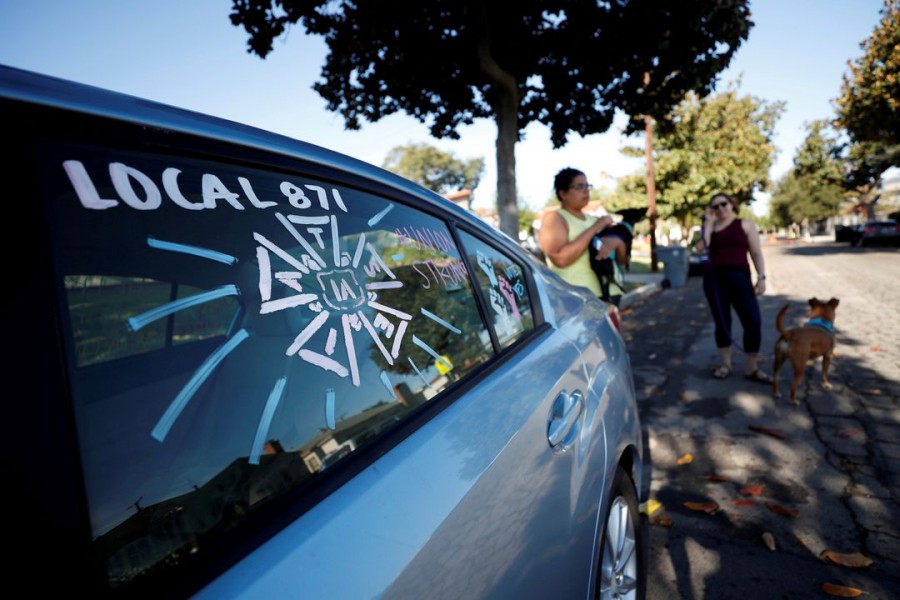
[569,183,593,191]
[710,201,729,210]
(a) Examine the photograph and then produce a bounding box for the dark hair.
[554,167,584,201]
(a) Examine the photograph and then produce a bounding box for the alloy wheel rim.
[599,496,637,600]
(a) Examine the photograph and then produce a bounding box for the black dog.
[590,207,647,305]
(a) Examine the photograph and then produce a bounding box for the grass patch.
[627,254,653,275]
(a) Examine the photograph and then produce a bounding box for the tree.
[618,85,783,227]
[230,0,753,239]
[769,121,845,227]
[594,187,646,215]
[382,143,484,194]
[517,205,537,235]
[834,0,900,187]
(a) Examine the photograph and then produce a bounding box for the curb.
[620,282,661,309]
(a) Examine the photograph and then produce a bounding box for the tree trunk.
[474,1,519,239]
[495,91,519,239]
[644,114,659,271]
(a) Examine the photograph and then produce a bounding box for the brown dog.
[772,297,839,405]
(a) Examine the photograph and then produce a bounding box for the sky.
[0,0,887,215]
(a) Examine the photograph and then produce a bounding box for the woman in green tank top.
[538,167,614,297]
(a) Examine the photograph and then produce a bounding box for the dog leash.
[702,222,747,354]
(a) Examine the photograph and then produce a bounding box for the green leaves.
[382,143,485,194]
[834,0,900,184]
[768,120,846,226]
[633,85,783,223]
[230,0,755,238]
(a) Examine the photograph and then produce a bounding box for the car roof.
[0,63,503,242]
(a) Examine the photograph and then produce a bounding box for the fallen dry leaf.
[836,428,861,438]
[765,501,799,518]
[748,425,788,440]
[821,582,864,597]
[648,352,657,360]
[684,500,719,514]
[740,484,765,496]
[762,531,776,551]
[731,499,757,507]
[676,453,693,465]
[681,390,702,404]
[859,388,882,396]
[703,474,732,482]
[651,515,674,528]
[869,346,883,352]
[821,550,874,568]
[640,498,663,516]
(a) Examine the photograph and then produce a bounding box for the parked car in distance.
[851,219,900,247]
[688,250,709,277]
[834,223,862,243]
[1,64,648,599]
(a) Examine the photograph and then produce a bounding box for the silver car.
[1,64,648,599]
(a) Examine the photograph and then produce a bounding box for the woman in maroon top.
[698,192,772,382]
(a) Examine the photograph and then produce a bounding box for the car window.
[66,275,237,366]
[457,230,535,349]
[42,142,497,591]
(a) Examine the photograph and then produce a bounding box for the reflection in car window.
[65,276,237,366]
[44,143,495,590]
[457,230,535,349]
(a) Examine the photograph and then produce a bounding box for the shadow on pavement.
[620,277,900,600]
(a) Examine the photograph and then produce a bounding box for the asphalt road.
[621,239,900,600]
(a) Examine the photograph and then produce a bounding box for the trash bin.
[656,245,689,288]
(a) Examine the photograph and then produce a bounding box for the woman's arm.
[610,237,628,265]
[538,212,611,268]
[697,206,716,252]
[743,220,766,295]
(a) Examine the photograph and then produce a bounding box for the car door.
[377,231,610,599]
[197,222,610,600]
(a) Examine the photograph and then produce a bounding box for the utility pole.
[643,73,659,272]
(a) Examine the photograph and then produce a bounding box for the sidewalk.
[619,233,839,309]
[621,270,900,599]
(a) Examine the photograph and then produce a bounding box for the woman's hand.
[754,278,766,296]
[594,237,615,260]
[704,205,717,222]
[594,215,613,234]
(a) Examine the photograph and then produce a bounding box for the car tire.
[597,465,645,600]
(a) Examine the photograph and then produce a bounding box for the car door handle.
[547,390,584,449]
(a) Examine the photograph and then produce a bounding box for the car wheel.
[597,465,644,600]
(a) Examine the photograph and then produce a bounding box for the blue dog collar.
[806,317,835,335]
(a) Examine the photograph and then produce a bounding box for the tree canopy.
[617,86,782,226]
[834,0,900,186]
[382,143,484,194]
[230,0,753,238]
[769,121,845,226]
